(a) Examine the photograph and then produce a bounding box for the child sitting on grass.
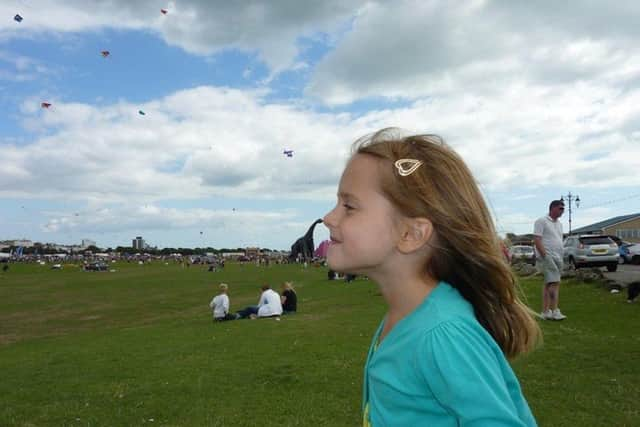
[209,283,235,322]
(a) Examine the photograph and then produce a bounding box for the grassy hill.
[1,262,638,426]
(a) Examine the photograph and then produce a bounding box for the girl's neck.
[373,268,438,342]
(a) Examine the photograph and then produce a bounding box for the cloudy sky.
[1,0,639,250]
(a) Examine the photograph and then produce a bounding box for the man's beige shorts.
[537,253,563,284]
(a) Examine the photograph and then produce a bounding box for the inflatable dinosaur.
[290,219,323,262]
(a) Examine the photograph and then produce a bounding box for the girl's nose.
[323,206,337,229]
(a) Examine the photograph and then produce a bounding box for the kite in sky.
[14,14,23,22]
[161,9,168,15]
[138,110,146,115]
[101,50,110,58]
[283,149,294,157]
[41,102,51,109]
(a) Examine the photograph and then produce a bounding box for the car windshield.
[514,247,533,253]
[579,236,613,245]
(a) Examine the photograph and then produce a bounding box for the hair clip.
[394,159,423,176]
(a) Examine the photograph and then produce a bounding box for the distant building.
[571,213,640,243]
[9,239,34,248]
[221,252,244,259]
[132,236,145,250]
[81,239,96,248]
[245,247,261,258]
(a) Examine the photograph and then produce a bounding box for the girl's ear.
[397,217,434,254]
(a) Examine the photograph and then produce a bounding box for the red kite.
[41,102,52,109]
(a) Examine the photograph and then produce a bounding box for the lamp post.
[561,192,580,234]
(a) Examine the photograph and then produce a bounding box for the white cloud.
[2,86,358,202]
[3,82,640,204]
[0,50,53,81]
[41,204,293,234]
[36,202,327,249]
[0,0,366,73]
[307,1,640,104]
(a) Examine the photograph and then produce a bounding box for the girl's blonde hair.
[282,281,295,291]
[354,128,541,358]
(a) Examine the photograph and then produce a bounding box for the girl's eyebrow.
[338,191,359,201]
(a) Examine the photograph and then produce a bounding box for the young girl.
[323,128,541,426]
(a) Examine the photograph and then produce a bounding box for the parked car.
[606,235,625,246]
[620,243,640,265]
[563,235,619,272]
[509,245,536,265]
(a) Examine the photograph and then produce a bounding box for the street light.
[561,192,580,234]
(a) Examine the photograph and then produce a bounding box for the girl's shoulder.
[407,282,499,349]
[414,282,475,328]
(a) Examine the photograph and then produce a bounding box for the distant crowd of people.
[209,281,297,322]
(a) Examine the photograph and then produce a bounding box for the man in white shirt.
[533,200,567,321]
[234,284,283,319]
[209,283,235,321]
[257,285,283,317]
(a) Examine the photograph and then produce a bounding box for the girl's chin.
[326,257,341,272]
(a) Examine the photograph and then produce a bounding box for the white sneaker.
[541,309,553,320]
[551,309,567,320]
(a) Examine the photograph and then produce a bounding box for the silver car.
[563,235,619,272]
[620,243,640,265]
[509,245,536,265]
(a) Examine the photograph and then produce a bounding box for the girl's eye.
[343,204,354,211]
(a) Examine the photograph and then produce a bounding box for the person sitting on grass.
[235,284,283,319]
[280,281,298,314]
[209,283,235,322]
[257,284,283,318]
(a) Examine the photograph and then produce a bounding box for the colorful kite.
[14,14,23,22]
[41,102,51,109]
[138,110,146,115]
[101,50,110,58]
[160,9,168,15]
[283,149,294,157]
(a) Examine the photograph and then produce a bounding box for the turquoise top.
[362,282,537,426]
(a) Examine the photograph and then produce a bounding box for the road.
[603,263,640,284]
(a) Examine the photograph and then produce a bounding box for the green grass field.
[1,262,638,426]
